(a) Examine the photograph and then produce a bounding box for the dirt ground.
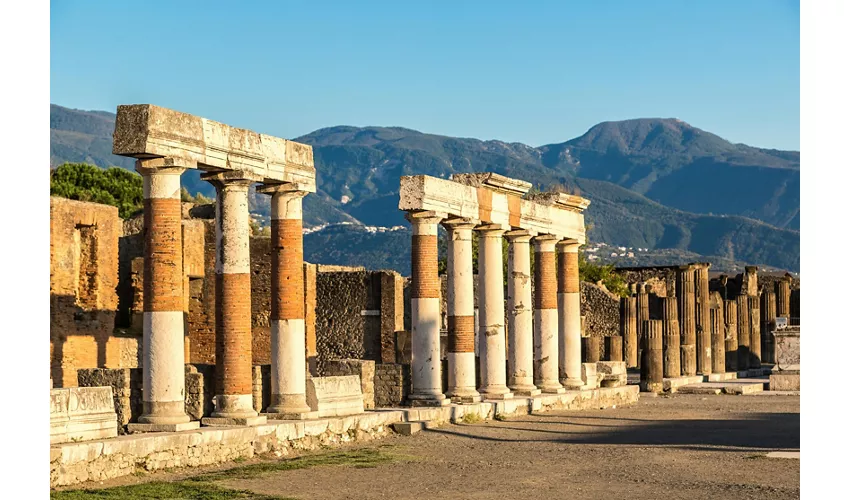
[65,393,800,500]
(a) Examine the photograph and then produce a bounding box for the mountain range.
[49,104,800,273]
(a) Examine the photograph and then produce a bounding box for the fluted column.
[443,218,481,403]
[711,300,726,374]
[724,300,738,371]
[130,159,196,432]
[640,320,663,393]
[406,211,449,406]
[532,235,565,393]
[635,283,650,369]
[622,294,638,368]
[506,230,540,396]
[748,296,761,368]
[661,296,681,378]
[477,224,513,400]
[761,289,777,363]
[677,265,697,376]
[259,184,311,418]
[557,240,583,389]
[202,171,265,425]
[694,263,712,375]
[776,277,791,320]
[736,294,751,370]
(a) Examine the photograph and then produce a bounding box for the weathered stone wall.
[50,198,121,387]
[613,266,678,297]
[580,282,620,338]
[374,363,411,407]
[76,368,142,434]
[316,268,370,373]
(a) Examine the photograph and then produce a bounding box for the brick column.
[506,230,540,396]
[724,300,738,371]
[406,211,449,406]
[736,294,751,371]
[130,159,196,432]
[640,320,663,393]
[202,171,266,425]
[258,184,312,418]
[694,263,712,375]
[748,295,761,369]
[557,240,582,389]
[677,265,697,376]
[477,224,513,400]
[661,296,681,378]
[443,218,481,403]
[533,235,565,394]
[621,294,638,368]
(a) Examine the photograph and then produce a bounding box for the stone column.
[761,289,777,364]
[694,263,712,375]
[661,296,681,378]
[748,296,761,368]
[506,230,540,396]
[477,224,513,399]
[443,218,481,403]
[557,240,583,389]
[407,211,449,406]
[724,300,738,371]
[711,301,726,374]
[130,160,196,432]
[203,172,265,425]
[736,294,751,371]
[676,265,697,376]
[640,320,663,393]
[259,184,312,418]
[635,283,650,369]
[582,337,601,363]
[532,235,565,393]
[621,295,638,368]
[606,336,624,362]
[776,277,791,320]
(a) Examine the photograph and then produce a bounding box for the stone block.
[50,387,118,444]
[127,421,201,433]
[596,361,627,376]
[769,373,800,391]
[307,376,365,417]
[392,421,424,436]
[581,363,603,389]
[663,375,705,393]
[201,416,268,427]
[704,372,738,382]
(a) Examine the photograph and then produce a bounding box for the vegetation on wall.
[50,162,143,218]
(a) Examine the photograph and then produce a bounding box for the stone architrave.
[443,217,481,403]
[258,183,312,418]
[127,160,197,433]
[532,235,565,394]
[676,265,697,376]
[724,300,739,371]
[505,230,540,396]
[694,263,712,375]
[621,295,638,368]
[640,320,663,393]
[557,240,583,389]
[477,224,513,400]
[406,211,450,406]
[661,296,681,378]
[202,171,266,426]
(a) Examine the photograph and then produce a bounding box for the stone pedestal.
[52,387,120,444]
[677,265,697,376]
[406,211,450,406]
[135,160,192,429]
[506,230,540,396]
[443,218,481,403]
[477,225,513,400]
[557,240,583,389]
[621,295,638,368]
[640,320,663,393]
[533,236,565,394]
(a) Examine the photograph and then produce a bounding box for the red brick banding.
[215,272,253,395]
[411,234,439,299]
[447,315,475,353]
[507,194,521,228]
[270,219,305,320]
[476,187,493,223]
[558,250,580,294]
[534,250,557,309]
[143,198,183,312]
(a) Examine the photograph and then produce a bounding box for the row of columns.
[136,161,310,427]
[407,212,583,406]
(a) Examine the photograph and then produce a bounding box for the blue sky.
[50,0,800,150]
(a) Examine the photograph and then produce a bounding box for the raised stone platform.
[50,387,118,445]
[677,379,766,395]
[50,385,637,488]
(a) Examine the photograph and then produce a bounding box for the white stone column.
[406,211,449,406]
[558,239,583,389]
[506,230,540,396]
[443,218,481,403]
[129,159,198,432]
[258,184,312,418]
[476,224,513,400]
[533,235,565,393]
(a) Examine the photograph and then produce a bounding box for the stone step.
[704,372,738,382]
[677,381,765,395]
[677,385,722,395]
[392,421,425,436]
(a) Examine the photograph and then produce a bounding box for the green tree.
[50,163,144,219]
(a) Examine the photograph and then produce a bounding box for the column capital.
[405,210,446,226]
[135,157,193,176]
[441,216,478,230]
[475,223,509,236]
[201,170,264,190]
[532,234,559,252]
[256,182,312,197]
[505,229,535,243]
[556,239,580,253]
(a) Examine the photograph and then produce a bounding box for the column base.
[479,386,514,400]
[266,394,312,416]
[212,394,258,419]
[560,378,584,390]
[509,384,541,397]
[536,380,566,394]
[202,416,268,427]
[447,388,482,404]
[407,396,451,407]
[127,421,200,433]
[261,411,319,421]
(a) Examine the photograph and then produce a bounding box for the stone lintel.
[112,104,316,187]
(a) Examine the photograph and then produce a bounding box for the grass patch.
[460,413,482,424]
[51,481,288,500]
